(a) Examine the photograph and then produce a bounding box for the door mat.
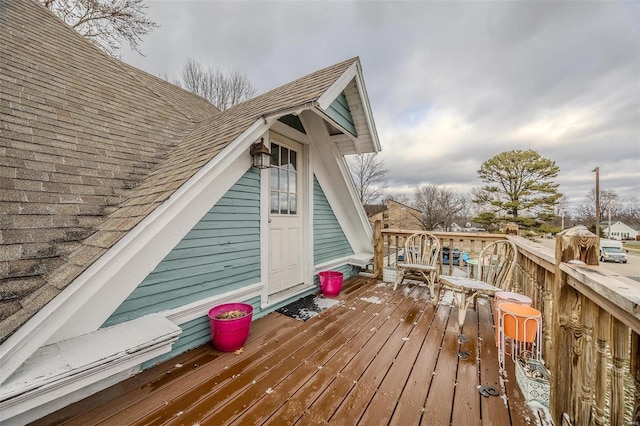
[276,294,340,321]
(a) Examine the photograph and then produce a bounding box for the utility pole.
[607,204,611,239]
[592,167,600,237]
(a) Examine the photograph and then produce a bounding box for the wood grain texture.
[36,276,533,426]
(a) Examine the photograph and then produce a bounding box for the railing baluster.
[577,298,596,425]
[593,309,610,426]
[610,318,629,426]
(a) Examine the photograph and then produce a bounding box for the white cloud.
[122,0,640,212]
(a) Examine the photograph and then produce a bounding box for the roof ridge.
[227,57,360,113]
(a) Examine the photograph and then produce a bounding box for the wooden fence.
[372,221,640,425]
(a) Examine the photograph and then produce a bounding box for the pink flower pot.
[319,270,343,297]
[207,302,253,352]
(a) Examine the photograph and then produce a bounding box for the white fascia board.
[353,62,381,153]
[317,62,359,110]
[0,118,269,384]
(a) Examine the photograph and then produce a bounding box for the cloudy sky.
[121,1,640,213]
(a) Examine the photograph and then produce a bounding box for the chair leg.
[393,269,403,291]
[455,292,468,331]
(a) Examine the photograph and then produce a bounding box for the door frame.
[260,127,313,308]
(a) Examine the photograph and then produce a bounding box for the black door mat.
[275,294,340,321]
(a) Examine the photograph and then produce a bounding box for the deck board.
[422,304,461,425]
[478,299,512,426]
[357,294,437,424]
[34,276,535,426]
[389,302,450,426]
[233,280,403,425]
[298,285,426,423]
[452,306,481,426]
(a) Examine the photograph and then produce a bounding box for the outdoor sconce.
[250,137,271,169]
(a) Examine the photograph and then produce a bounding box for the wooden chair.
[476,240,517,291]
[438,240,517,330]
[395,232,440,303]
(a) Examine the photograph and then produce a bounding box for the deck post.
[550,226,599,424]
[374,220,383,279]
[505,222,518,235]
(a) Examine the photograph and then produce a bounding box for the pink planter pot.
[319,270,343,297]
[207,302,253,352]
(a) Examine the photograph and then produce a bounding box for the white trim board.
[317,62,358,110]
[0,315,180,425]
[313,253,373,275]
[164,283,263,325]
[299,111,373,255]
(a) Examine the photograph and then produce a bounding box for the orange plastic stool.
[500,303,541,342]
[493,292,532,346]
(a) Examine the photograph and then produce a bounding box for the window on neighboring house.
[383,223,389,229]
[383,211,389,219]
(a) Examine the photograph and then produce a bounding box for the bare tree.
[40,0,158,56]
[347,153,388,205]
[575,190,640,229]
[413,184,465,230]
[619,196,640,229]
[575,189,620,224]
[178,58,257,110]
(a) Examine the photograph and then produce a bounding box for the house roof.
[0,0,360,342]
[364,204,386,216]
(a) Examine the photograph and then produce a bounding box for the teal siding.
[103,168,261,327]
[313,176,353,264]
[326,92,357,136]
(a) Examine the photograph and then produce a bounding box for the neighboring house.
[366,200,423,230]
[0,1,380,423]
[601,221,639,240]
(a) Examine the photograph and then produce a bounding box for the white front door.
[268,137,304,295]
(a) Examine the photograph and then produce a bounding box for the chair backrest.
[477,240,517,290]
[403,232,440,268]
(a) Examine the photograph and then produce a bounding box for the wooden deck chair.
[438,239,517,330]
[476,240,517,291]
[395,232,440,302]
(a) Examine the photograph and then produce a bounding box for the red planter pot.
[319,270,343,297]
[207,302,253,352]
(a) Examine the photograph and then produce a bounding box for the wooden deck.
[35,276,537,425]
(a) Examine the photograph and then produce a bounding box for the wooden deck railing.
[373,221,506,278]
[372,221,640,425]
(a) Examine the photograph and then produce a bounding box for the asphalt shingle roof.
[0,0,357,343]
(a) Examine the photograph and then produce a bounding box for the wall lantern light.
[250,137,271,169]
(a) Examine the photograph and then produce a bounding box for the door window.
[270,142,298,215]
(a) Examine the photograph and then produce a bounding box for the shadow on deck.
[35,275,537,425]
